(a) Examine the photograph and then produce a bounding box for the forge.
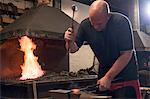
[0,5,97,98]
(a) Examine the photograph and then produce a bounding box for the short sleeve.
[75,21,86,48]
[117,17,134,51]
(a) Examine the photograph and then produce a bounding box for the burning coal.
[19,36,44,80]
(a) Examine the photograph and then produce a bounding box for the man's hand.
[97,76,112,91]
[64,28,74,42]
[64,28,79,53]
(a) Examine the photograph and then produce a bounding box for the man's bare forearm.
[105,50,133,80]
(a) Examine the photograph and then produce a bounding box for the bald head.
[89,0,110,17]
[88,0,111,31]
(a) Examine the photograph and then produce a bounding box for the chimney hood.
[133,30,150,51]
[128,0,150,51]
[0,6,80,78]
[0,5,79,40]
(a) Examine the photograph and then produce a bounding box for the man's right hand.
[64,27,79,53]
[64,28,74,42]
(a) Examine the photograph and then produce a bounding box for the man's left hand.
[97,76,112,91]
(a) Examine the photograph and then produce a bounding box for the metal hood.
[133,30,150,51]
[128,0,150,51]
[0,5,79,40]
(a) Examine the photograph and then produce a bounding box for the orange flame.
[19,36,44,80]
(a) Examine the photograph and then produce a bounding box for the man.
[64,0,142,98]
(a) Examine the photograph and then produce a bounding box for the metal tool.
[71,84,99,94]
[49,84,99,94]
[71,4,78,29]
[66,4,78,52]
[79,84,99,91]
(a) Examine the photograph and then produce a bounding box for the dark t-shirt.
[75,12,138,83]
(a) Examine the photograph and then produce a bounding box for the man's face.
[90,13,109,31]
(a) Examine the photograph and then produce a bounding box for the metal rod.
[32,81,38,99]
[78,84,99,91]
[66,4,77,53]
[71,5,76,29]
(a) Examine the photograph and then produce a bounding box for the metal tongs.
[71,84,99,94]
[79,84,99,91]
[49,84,99,95]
